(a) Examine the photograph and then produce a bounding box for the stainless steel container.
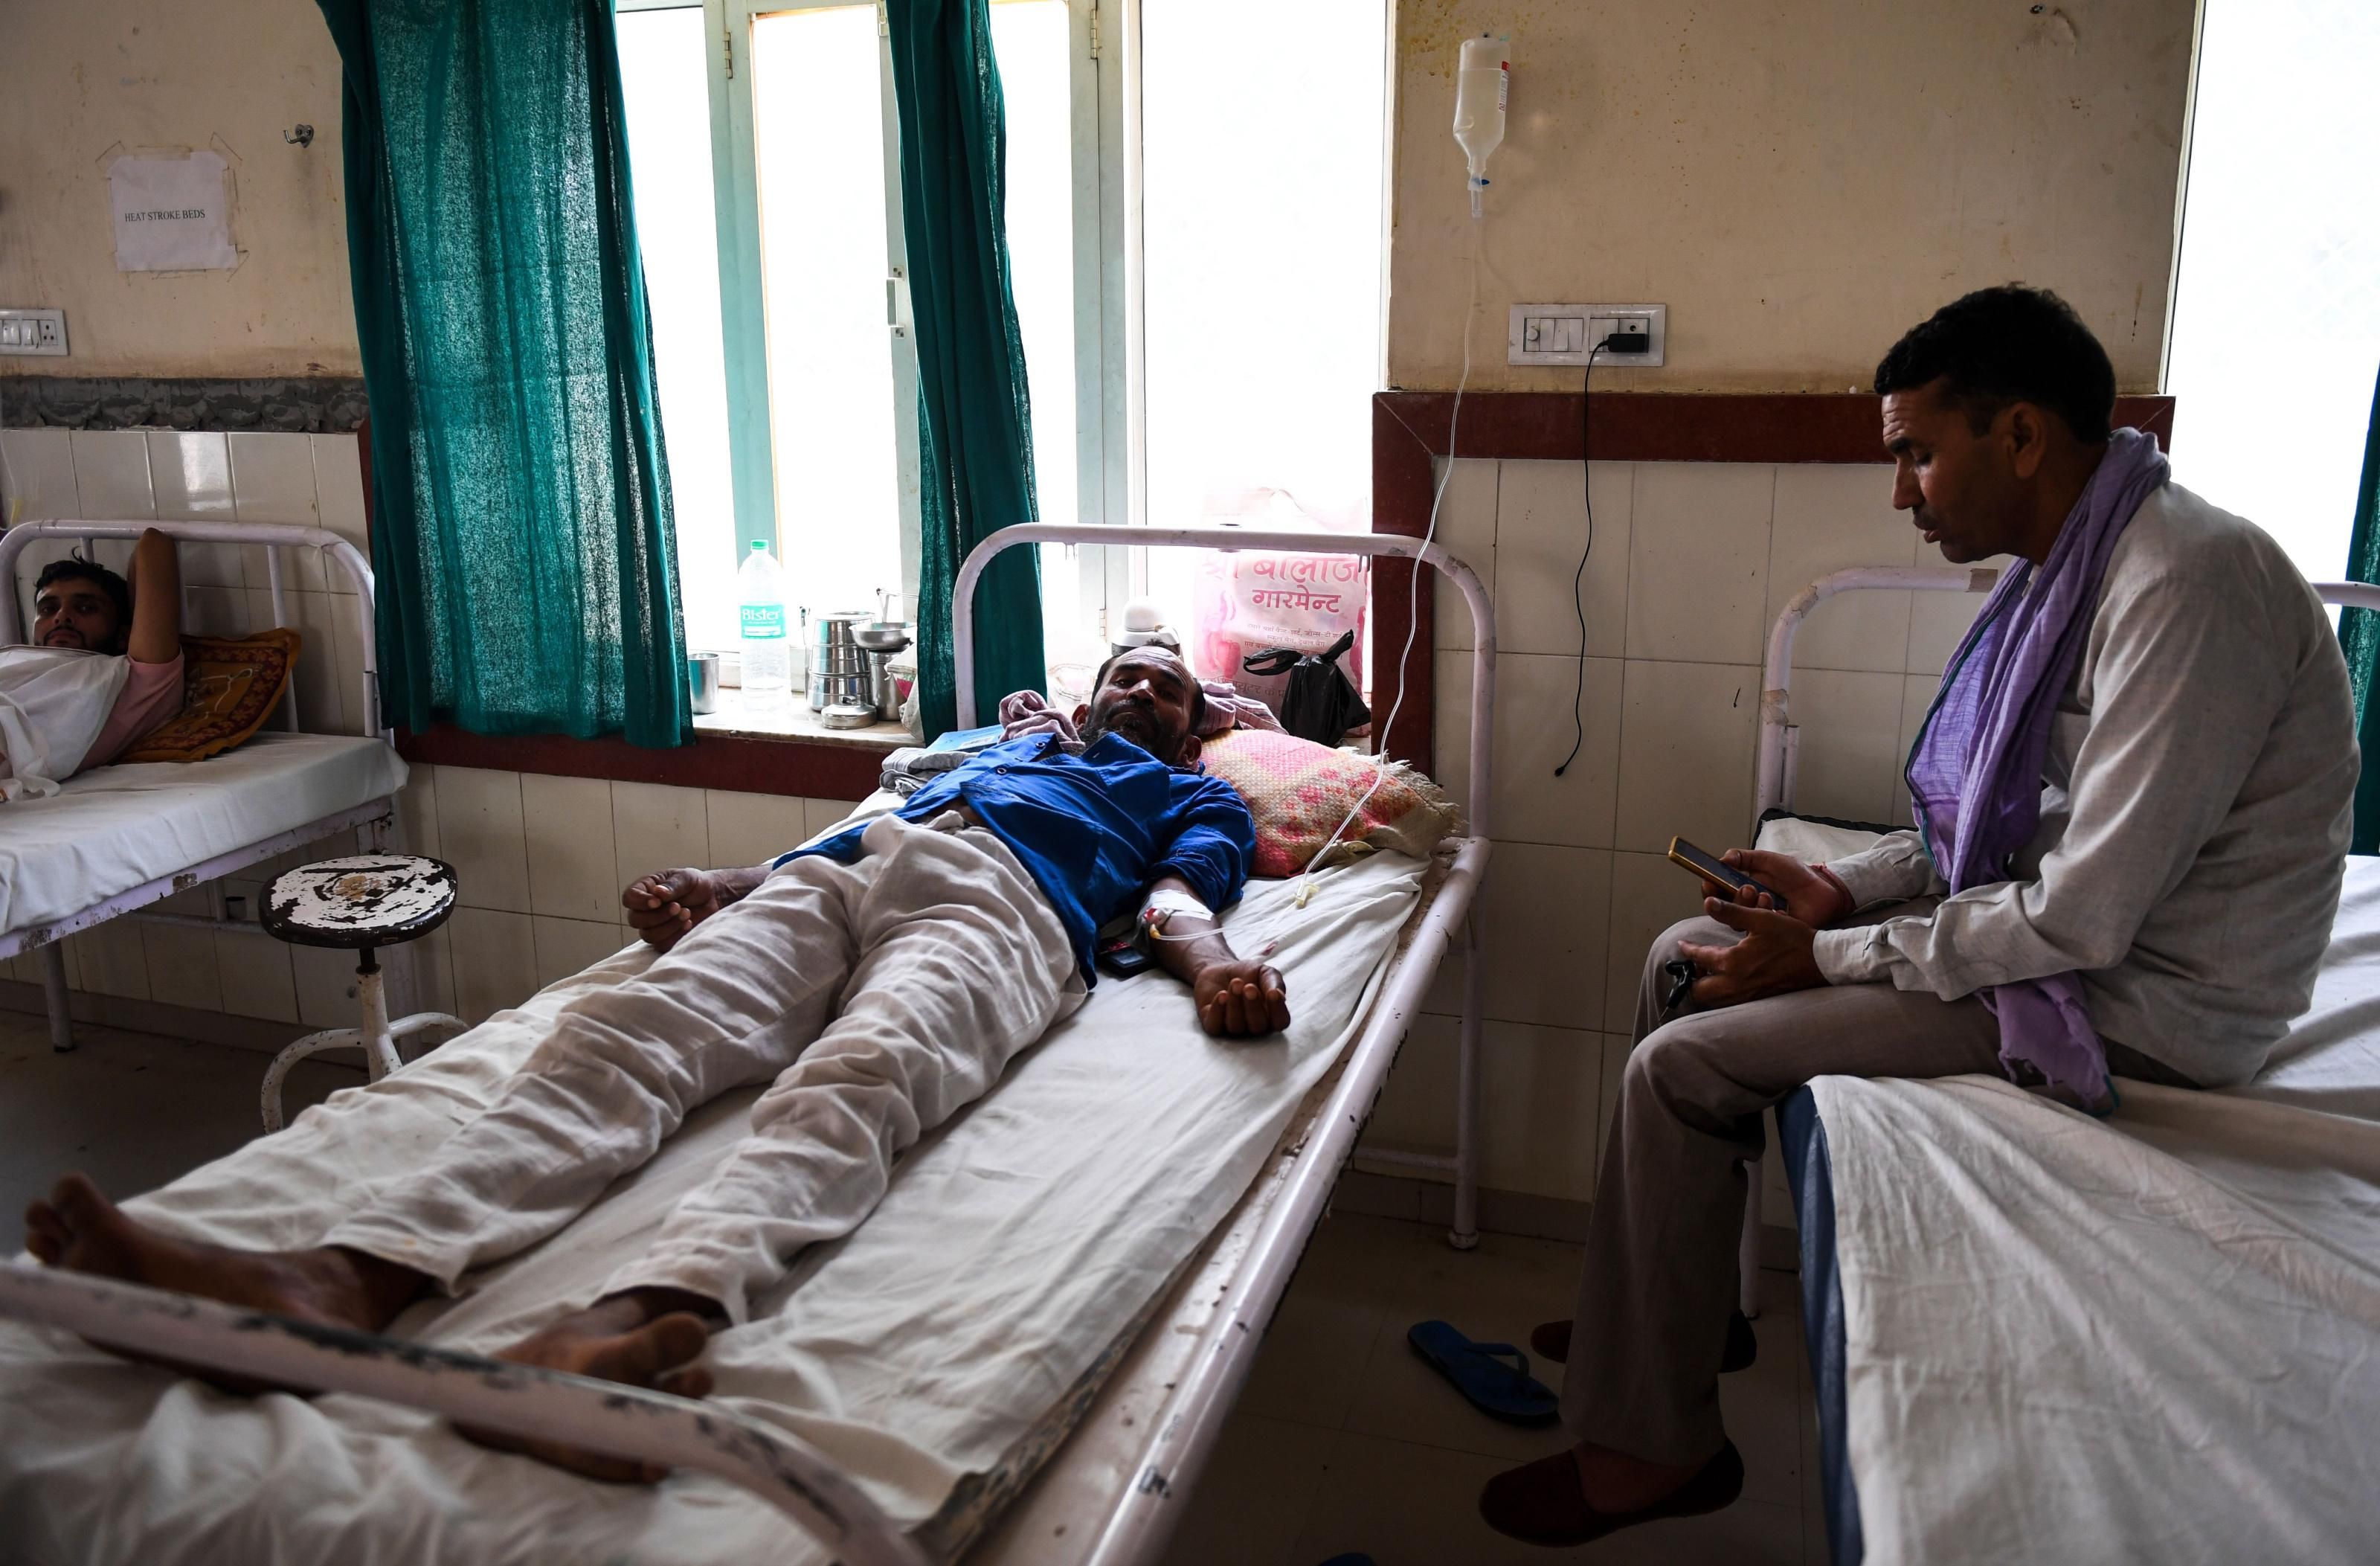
[806,611,871,712]
[853,622,911,722]
[686,652,720,715]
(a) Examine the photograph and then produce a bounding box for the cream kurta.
[1813,481,2358,1088]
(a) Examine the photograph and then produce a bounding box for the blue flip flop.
[1406,1319,1560,1425]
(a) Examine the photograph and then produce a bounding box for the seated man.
[0,529,185,797]
[1482,285,2358,1544]
[23,646,1289,1478]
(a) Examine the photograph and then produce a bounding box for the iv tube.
[1453,35,1508,219]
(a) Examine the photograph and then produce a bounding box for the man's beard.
[1084,703,1173,761]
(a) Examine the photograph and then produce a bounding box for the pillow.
[1200,728,1461,877]
[1752,809,1894,866]
[118,629,303,763]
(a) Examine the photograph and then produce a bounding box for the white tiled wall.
[1,426,375,736]
[1,426,861,1034]
[4,759,855,1033]
[1368,458,1995,1205]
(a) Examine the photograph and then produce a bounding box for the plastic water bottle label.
[740,604,786,639]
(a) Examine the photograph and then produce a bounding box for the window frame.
[617,0,1125,649]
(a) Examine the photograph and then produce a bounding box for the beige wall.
[1358,455,1994,1205]
[1390,0,2199,392]
[1,1,2198,394]
[0,0,359,379]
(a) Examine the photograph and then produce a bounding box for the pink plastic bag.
[1186,498,1368,719]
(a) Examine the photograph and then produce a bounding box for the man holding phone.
[1480,286,2359,1545]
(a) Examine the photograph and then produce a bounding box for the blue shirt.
[776,731,1255,981]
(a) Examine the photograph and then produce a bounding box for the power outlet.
[1508,303,1665,367]
[0,309,68,357]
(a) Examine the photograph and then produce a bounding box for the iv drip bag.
[1453,35,1508,219]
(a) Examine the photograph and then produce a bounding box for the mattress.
[1798,855,2380,1566]
[0,849,1427,1566]
[0,732,408,936]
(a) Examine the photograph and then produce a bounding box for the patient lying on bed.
[22,646,1290,1480]
[0,529,184,798]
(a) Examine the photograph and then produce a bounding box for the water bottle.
[738,539,791,706]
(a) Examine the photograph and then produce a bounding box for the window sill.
[692,689,912,750]
[396,698,908,800]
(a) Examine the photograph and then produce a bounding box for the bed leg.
[39,945,73,1053]
[1737,1158,1763,1320]
[1448,910,1484,1251]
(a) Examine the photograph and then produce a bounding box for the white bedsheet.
[0,849,1426,1565]
[0,732,407,936]
[1810,856,2380,1566]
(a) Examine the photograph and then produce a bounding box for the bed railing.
[1758,567,2380,823]
[0,516,385,738]
[958,522,1497,1562]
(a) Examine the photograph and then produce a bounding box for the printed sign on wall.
[109,151,239,272]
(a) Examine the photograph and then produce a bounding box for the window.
[615,0,1392,687]
[2167,0,2380,583]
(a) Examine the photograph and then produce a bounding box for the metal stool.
[257,854,466,1132]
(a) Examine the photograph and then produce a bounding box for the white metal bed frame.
[0,522,1498,1566]
[1733,564,2380,1314]
[0,517,399,1054]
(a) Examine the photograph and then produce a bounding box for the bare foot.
[457,1290,718,1483]
[23,1172,427,1393]
[1572,1438,1708,1513]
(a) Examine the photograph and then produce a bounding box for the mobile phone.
[1096,931,1155,978]
[1667,836,1778,906]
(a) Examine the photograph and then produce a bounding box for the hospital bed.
[0,522,1496,1566]
[1757,567,2380,1566]
[0,516,409,1053]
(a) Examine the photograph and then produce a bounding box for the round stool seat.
[261,854,457,949]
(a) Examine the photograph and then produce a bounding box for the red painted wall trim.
[1368,391,2176,777]
[397,725,890,800]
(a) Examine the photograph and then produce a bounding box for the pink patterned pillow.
[1200,728,1459,877]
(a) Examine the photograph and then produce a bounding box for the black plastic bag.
[1242,630,1370,745]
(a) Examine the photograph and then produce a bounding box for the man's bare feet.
[456,1289,719,1483]
[22,1172,428,1393]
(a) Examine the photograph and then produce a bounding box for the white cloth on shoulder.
[0,647,130,800]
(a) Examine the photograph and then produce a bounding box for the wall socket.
[0,309,68,357]
[1508,303,1666,367]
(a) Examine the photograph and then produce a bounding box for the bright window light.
[751,4,904,621]
[615,5,739,652]
[2167,0,2380,583]
[1139,0,1389,668]
[986,0,1090,668]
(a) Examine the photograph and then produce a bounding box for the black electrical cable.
[1553,344,1601,777]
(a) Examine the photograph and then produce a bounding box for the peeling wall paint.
[1389,0,2199,393]
[0,0,359,381]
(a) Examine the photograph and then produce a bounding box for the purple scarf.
[1904,429,2170,1112]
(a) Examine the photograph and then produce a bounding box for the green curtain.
[887,0,1046,738]
[2338,364,2380,852]
[317,0,689,747]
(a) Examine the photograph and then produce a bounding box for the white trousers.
[323,812,1084,1323]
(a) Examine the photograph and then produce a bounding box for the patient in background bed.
[23,646,1291,1480]
[1482,286,2361,1547]
[0,530,184,796]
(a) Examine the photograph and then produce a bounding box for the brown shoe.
[1479,1440,1744,1546]
[1528,1312,1758,1373]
